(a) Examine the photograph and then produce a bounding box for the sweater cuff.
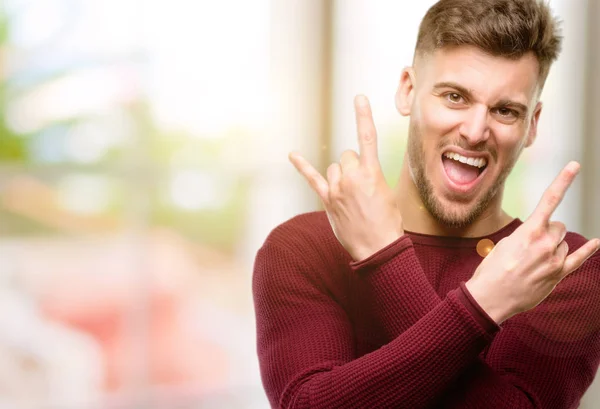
[349,235,413,273]
[457,281,501,334]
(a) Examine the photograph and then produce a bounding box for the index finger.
[530,161,580,224]
[288,152,330,202]
[354,95,380,167]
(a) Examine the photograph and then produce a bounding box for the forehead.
[417,45,541,104]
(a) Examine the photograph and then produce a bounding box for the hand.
[465,162,600,324]
[289,95,404,261]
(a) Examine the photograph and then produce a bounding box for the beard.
[406,120,517,229]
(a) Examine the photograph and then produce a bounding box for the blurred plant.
[0,3,248,252]
[0,8,27,162]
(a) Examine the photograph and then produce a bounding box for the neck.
[394,160,514,238]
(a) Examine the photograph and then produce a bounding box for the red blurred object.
[32,232,230,395]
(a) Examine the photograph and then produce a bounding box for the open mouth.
[441,151,488,192]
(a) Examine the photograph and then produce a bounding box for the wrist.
[464,279,514,325]
[353,233,405,261]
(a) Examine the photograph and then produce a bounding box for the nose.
[458,105,490,146]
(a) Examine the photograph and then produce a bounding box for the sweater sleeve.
[437,324,600,409]
[253,241,498,409]
[437,253,600,409]
[353,235,600,408]
[350,235,499,339]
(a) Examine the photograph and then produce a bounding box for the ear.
[525,101,542,148]
[395,67,416,116]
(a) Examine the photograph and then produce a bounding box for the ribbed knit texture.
[253,211,600,408]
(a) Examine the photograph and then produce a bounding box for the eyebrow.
[433,81,529,114]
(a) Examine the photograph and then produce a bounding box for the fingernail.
[567,161,580,173]
[356,95,368,107]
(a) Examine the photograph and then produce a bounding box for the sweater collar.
[405,218,523,248]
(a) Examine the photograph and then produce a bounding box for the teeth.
[443,152,487,168]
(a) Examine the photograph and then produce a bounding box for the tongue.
[442,157,480,185]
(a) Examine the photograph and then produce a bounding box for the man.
[253,0,600,407]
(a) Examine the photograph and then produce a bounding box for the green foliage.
[379,125,408,187]
[0,132,27,161]
[501,159,526,219]
[0,9,27,163]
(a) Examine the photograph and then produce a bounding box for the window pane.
[0,0,274,408]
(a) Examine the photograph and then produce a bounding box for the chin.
[419,173,499,229]
[429,195,485,229]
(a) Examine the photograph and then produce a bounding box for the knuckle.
[360,131,374,143]
[554,221,566,230]
[345,169,360,182]
[546,192,561,207]
[528,225,544,241]
[326,164,340,180]
[550,254,564,268]
[308,176,320,189]
[328,186,343,201]
[540,239,556,256]
[340,151,360,169]
[552,221,567,235]
[560,226,567,239]
[338,175,353,191]
[340,149,358,161]
[362,165,378,179]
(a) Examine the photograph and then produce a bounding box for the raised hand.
[289,95,404,261]
[465,162,600,324]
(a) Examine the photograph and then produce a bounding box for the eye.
[445,93,464,104]
[496,107,517,117]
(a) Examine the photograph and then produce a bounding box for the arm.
[253,242,497,409]
[439,324,600,409]
[438,251,600,409]
[360,234,600,409]
[254,222,600,408]
[286,95,600,407]
[349,235,498,340]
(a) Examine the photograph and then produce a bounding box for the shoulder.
[252,212,347,307]
[253,211,348,290]
[262,211,338,255]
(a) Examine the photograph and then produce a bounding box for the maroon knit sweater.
[253,211,600,408]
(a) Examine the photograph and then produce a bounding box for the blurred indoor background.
[0,0,598,408]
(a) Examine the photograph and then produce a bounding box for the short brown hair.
[416,0,562,86]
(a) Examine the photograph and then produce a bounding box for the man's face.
[397,45,542,228]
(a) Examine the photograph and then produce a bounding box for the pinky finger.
[561,238,600,278]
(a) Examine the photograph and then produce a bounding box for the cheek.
[414,99,462,164]
[417,98,461,141]
[491,126,527,162]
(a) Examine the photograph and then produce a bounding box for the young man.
[253,0,600,407]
